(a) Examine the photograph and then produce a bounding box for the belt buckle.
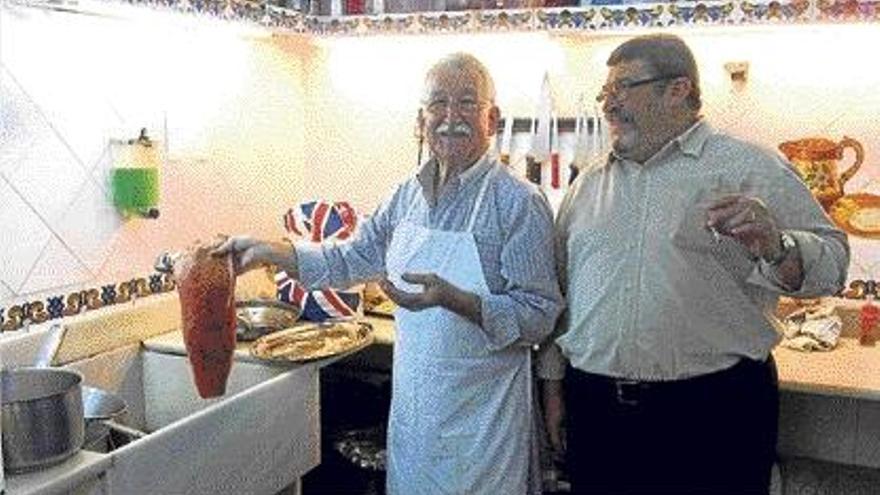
[615,379,642,406]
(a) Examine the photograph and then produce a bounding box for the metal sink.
[63,343,321,494]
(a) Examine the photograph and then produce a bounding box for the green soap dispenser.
[110,128,160,218]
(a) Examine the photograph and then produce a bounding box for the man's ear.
[486,105,500,137]
[414,108,425,139]
[666,77,693,105]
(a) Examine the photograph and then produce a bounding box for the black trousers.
[565,357,778,495]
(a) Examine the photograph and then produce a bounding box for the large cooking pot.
[1,368,85,473]
[82,385,128,450]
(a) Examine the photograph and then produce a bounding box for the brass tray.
[830,193,880,239]
[250,319,373,363]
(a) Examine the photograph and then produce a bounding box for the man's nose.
[441,102,469,118]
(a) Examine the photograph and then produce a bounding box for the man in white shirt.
[538,34,849,494]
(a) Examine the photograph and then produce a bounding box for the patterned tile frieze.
[841,279,880,300]
[739,0,811,23]
[1,273,873,332]
[417,11,474,33]
[667,2,737,25]
[0,274,176,333]
[476,9,534,31]
[594,4,666,29]
[817,0,880,21]
[360,14,416,33]
[80,0,878,36]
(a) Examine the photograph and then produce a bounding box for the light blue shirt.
[537,120,850,381]
[295,152,564,351]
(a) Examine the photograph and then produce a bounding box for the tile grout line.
[0,173,96,284]
[3,64,157,292]
[0,63,116,197]
[14,233,52,294]
[0,278,16,299]
[2,61,130,290]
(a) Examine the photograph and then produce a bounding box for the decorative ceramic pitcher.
[778,136,864,211]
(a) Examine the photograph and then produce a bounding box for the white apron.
[385,165,534,495]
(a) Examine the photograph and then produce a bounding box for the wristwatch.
[762,231,796,266]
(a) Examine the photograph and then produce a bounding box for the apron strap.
[406,159,497,232]
[466,164,496,233]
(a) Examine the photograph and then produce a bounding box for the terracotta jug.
[778,136,864,211]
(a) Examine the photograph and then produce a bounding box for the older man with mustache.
[216,53,563,494]
[537,34,849,494]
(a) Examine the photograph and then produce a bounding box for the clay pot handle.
[838,136,864,189]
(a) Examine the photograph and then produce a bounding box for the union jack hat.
[276,200,362,321]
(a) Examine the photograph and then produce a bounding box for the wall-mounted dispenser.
[109,128,160,219]
[724,61,749,92]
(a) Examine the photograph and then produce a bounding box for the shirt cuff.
[747,230,815,295]
[293,242,331,290]
[536,342,566,380]
[478,293,522,351]
[755,258,797,292]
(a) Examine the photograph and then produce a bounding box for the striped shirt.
[537,120,849,381]
[296,152,564,350]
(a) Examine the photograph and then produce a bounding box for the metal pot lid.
[82,385,127,420]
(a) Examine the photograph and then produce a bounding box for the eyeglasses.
[423,96,490,115]
[595,75,680,103]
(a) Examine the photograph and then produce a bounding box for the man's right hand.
[542,379,566,461]
[212,236,274,276]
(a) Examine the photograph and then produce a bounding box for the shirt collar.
[675,118,712,158]
[609,118,711,167]
[416,150,494,204]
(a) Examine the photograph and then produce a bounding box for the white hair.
[424,52,496,102]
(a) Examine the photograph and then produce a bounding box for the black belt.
[569,357,774,407]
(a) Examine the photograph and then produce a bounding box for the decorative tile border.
[476,9,534,31]
[816,0,880,21]
[1,270,873,333]
[0,273,176,332]
[668,2,737,25]
[89,0,878,36]
[841,279,880,300]
[739,0,811,23]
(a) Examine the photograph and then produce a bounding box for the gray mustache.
[436,122,472,137]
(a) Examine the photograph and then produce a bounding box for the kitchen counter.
[1,320,325,495]
[141,314,396,367]
[361,314,880,402]
[774,337,880,400]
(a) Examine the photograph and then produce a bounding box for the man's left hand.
[706,194,781,260]
[380,273,451,311]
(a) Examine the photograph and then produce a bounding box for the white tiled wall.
[2,5,879,306]
[0,175,56,291]
[0,5,310,305]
